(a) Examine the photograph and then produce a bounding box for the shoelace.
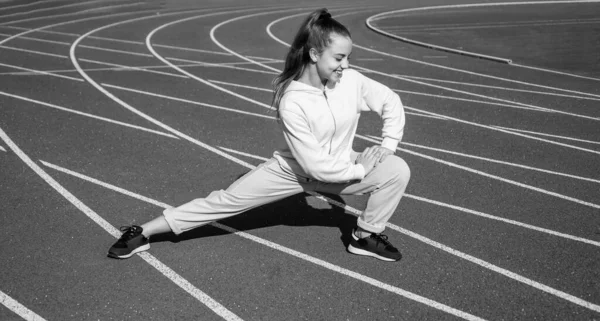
[118,225,139,241]
[370,233,394,249]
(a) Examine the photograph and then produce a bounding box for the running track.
[0,0,599,320]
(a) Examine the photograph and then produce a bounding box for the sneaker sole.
[107,243,150,259]
[347,244,399,262]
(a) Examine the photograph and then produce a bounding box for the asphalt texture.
[0,0,599,320]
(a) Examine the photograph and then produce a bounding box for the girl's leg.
[313,155,410,261]
[108,158,306,259]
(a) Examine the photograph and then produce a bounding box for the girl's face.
[314,33,352,85]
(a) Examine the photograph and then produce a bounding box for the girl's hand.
[362,145,394,167]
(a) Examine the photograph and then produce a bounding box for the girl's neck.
[297,65,327,90]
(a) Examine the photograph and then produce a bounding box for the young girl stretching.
[108,8,410,262]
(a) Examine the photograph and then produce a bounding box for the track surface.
[0,0,599,320]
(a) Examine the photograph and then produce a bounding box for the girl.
[108,8,410,262]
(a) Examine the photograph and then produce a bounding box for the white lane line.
[0,44,65,58]
[0,145,5,152]
[0,289,46,321]
[392,88,545,112]
[357,64,600,121]
[0,0,64,12]
[218,146,270,161]
[266,12,600,121]
[351,43,600,100]
[388,18,600,31]
[40,160,486,321]
[0,6,167,46]
[80,58,188,78]
[509,63,600,82]
[403,105,600,156]
[41,151,600,314]
[367,134,600,184]
[214,14,600,209]
[365,0,600,83]
[0,30,281,63]
[0,90,178,139]
[396,74,600,102]
[207,78,448,120]
[358,134,600,210]
[0,2,146,27]
[493,125,600,146]
[101,83,276,120]
[166,56,278,74]
[0,61,84,81]
[0,0,110,20]
[0,128,242,321]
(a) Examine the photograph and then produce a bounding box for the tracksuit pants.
[163,154,410,235]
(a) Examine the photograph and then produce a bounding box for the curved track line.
[0,2,145,27]
[163,8,600,313]
[0,0,110,20]
[267,9,600,99]
[0,127,243,321]
[397,74,600,102]
[365,0,600,82]
[0,5,159,46]
[0,0,64,12]
[69,8,261,170]
[492,126,600,146]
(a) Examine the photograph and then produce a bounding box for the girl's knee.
[383,155,411,183]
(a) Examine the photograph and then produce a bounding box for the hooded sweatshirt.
[273,68,405,183]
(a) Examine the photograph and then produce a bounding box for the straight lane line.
[0,289,46,321]
[0,127,242,321]
[0,90,178,139]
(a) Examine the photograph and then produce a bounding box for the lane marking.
[0,2,146,28]
[40,160,486,321]
[0,90,178,139]
[268,13,600,121]
[0,0,110,20]
[207,79,448,120]
[493,126,600,146]
[0,0,64,12]
[102,83,276,120]
[365,0,600,82]
[0,127,242,321]
[0,61,84,81]
[1,24,284,60]
[166,56,278,74]
[396,74,600,102]
[359,134,600,210]
[368,134,600,184]
[386,18,600,32]
[40,153,600,314]
[392,88,545,112]
[0,145,5,152]
[0,289,46,321]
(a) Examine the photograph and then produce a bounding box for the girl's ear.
[309,47,319,63]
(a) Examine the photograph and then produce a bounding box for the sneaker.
[107,225,150,259]
[347,229,402,262]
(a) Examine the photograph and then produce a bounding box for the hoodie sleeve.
[356,70,405,151]
[278,102,365,183]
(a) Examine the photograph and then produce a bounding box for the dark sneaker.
[107,225,150,259]
[347,230,402,262]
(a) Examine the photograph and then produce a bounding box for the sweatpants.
[163,154,410,235]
